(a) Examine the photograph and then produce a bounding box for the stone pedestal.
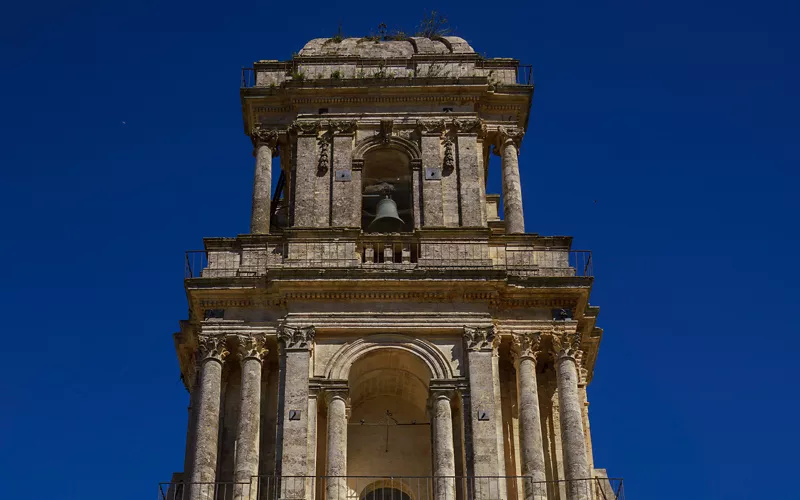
[552,332,591,500]
[234,336,267,500]
[512,333,547,500]
[189,336,229,500]
[250,128,278,234]
[324,387,350,500]
[430,388,456,500]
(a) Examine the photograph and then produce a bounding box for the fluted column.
[250,127,279,234]
[234,335,268,500]
[551,331,591,500]
[324,386,349,500]
[189,335,230,500]
[497,127,525,234]
[512,333,547,500]
[430,387,456,500]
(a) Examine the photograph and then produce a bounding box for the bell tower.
[168,35,622,500]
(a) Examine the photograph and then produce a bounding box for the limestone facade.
[168,35,615,500]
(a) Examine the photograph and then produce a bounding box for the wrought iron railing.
[159,476,623,500]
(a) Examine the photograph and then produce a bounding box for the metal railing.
[185,247,592,279]
[517,65,533,85]
[159,476,623,500]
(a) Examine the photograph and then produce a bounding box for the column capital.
[511,332,542,364]
[197,334,230,364]
[278,325,315,351]
[250,125,280,149]
[322,386,350,407]
[463,325,498,352]
[237,334,268,362]
[493,125,524,153]
[550,330,583,362]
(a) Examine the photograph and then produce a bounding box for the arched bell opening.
[346,348,433,498]
[361,148,414,233]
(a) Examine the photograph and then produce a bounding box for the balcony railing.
[159,476,624,500]
[185,244,592,280]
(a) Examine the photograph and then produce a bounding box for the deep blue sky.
[1,0,798,499]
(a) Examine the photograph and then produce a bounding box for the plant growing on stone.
[330,70,342,79]
[416,10,451,38]
[292,70,306,81]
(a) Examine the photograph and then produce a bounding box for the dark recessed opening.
[443,107,453,113]
[318,108,329,114]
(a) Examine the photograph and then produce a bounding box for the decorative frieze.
[278,325,315,350]
[463,325,497,352]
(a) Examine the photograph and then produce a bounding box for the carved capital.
[453,118,485,136]
[416,118,447,136]
[197,335,230,364]
[550,331,582,362]
[329,120,358,135]
[251,126,280,149]
[237,334,268,361]
[511,332,542,364]
[323,386,350,408]
[289,120,321,136]
[496,126,524,152]
[463,325,497,352]
[278,325,315,350]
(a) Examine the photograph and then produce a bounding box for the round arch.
[352,135,421,162]
[324,334,455,380]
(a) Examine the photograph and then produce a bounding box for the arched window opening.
[362,488,412,500]
[362,148,413,233]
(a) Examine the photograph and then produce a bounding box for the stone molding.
[352,133,421,161]
[197,334,230,364]
[289,120,321,136]
[463,325,497,352]
[278,325,315,351]
[237,334,268,361]
[416,117,486,138]
[321,381,350,408]
[511,332,542,364]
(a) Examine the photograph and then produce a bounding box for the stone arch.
[360,480,416,500]
[352,135,421,162]
[324,334,454,380]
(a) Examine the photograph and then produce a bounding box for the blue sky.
[1,0,798,499]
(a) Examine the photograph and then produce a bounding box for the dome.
[298,36,475,58]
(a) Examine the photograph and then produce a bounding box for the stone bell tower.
[167,35,623,500]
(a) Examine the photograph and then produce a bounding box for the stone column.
[324,386,350,500]
[463,326,506,500]
[234,335,268,500]
[497,127,525,234]
[512,333,547,500]
[277,325,315,500]
[189,335,230,500]
[250,127,279,234]
[430,387,456,500]
[551,330,591,500]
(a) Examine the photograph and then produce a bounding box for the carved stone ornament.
[416,118,447,135]
[496,125,524,151]
[442,138,455,174]
[290,120,321,136]
[550,331,582,361]
[197,335,230,363]
[250,126,279,149]
[329,120,357,135]
[317,134,330,175]
[511,332,542,363]
[237,334,268,361]
[278,325,315,350]
[453,118,485,136]
[377,119,394,144]
[463,325,497,352]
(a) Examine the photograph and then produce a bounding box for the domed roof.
[298,36,474,58]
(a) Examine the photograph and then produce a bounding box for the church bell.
[368,196,406,233]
